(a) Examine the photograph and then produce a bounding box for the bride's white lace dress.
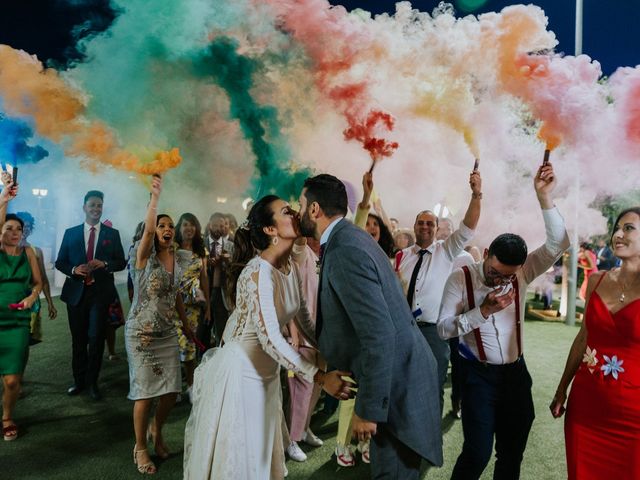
[183,256,318,479]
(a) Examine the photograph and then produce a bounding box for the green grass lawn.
[4,290,578,479]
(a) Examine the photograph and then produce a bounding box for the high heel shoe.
[147,425,170,459]
[133,445,157,474]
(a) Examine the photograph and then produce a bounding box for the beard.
[298,209,316,238]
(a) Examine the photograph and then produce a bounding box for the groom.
[298,174,443,478]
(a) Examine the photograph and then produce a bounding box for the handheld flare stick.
[148,173,162,200]
[12,166,18,185]
[543,149,551,166]
[473,158,479,172]
[368,159,377,174]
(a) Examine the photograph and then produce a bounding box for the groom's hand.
[352,413,377,441]
[321,370,355,400]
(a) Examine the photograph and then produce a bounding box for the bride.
[183,195,353,479]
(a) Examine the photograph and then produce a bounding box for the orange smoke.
[0,45,181,173]
[491,7,563,151]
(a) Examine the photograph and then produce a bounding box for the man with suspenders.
[437,162,569,479]
[395,169,482,412]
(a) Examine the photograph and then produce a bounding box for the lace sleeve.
[252,261,318,382]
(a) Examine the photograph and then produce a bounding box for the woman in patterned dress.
[174,213,210,403]
[125,174,192,474]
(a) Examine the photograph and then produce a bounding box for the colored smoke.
[0,45,181,174]
[4,0,640,253]
[193,36,311,199]
[0,113,49,167]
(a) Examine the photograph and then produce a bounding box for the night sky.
[338,0,640,76]
[0,0,638,75]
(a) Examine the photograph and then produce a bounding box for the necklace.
[618,272,640,303]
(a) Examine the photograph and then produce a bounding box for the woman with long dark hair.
[125,175,192,474]
[366,213,395,258]
[174,213,210,402]
[184,195,352,479]
[0,177,43,441]
[551,207,640,479]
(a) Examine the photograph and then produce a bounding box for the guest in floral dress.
[125,174,192,475]
[174,213,210,403]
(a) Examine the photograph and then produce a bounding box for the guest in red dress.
[577,242,598,300]
[551,207,640,480]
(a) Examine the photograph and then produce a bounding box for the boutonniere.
[102,239,112,247]
[315,259,321,275]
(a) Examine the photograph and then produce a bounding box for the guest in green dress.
[0,177,43,441]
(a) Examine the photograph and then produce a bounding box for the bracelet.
[472,192,483,199]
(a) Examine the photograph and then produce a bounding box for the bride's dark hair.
[226,195,279,307]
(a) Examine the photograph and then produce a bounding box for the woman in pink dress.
[551,207,640,479]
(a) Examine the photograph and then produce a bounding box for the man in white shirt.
[436,216,475,419]
[437,162,569,480]
[395,169,482,411]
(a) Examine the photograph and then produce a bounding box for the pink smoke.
[610,66,640,148]
[264,0,399,165]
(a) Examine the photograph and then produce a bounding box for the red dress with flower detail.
[565,276,640,480]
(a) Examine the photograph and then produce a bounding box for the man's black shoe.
[67,385,84,396]
[88,384,102,401]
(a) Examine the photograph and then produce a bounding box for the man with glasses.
[437,162,569,480]
[396,169,482,412]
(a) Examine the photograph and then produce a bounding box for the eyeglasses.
[486,267,517,283]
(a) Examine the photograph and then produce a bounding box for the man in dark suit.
[202,212,234,349]
[298,174,443,479]
[55,190,126,400]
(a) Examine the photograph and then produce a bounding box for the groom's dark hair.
[303,174,348,217]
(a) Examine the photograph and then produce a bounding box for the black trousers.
[370,423,422,479]
[449,337,462,410]
[211,287,229,346]
[418,323,450,413]
[196,287,229,352]
[66,287,109,387]
[451,357,535,480]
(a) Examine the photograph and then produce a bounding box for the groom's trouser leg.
[370,423,421,479]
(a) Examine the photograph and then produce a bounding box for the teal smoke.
[193,36,311,200]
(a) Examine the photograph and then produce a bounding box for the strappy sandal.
[2,419,18,441]
[147,424,170,459]
[133,446,157,474]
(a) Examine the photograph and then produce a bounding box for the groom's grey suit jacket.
[317,219,443,466]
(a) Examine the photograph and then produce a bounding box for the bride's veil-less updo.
[226,195,280,308]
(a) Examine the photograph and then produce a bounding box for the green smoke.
[194,36,311,200]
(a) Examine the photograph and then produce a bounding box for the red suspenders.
[461,266,522,363]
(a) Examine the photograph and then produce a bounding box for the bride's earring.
[272,236,279,246]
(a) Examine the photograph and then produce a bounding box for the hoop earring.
[272,236,279,246]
